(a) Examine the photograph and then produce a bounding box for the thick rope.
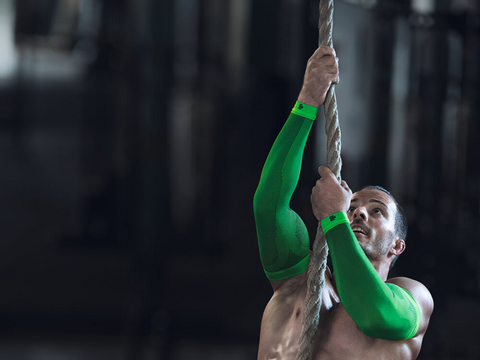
[296,0,342,359]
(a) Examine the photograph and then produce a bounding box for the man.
[253,46,434,360]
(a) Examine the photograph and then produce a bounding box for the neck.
[370,258,390,281]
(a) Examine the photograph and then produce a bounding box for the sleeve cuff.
[321,211,349,234]
[291,101,318,120]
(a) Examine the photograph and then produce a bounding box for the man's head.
[347,186,407,270]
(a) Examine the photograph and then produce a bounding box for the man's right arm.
[253,104,316,284]
[253,46,339,290]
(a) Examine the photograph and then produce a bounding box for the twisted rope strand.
[296,0,342,359]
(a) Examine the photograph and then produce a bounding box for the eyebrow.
[350,198,389,210]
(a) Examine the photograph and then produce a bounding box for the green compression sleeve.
[323,213,421,340]
[253,102,317,281]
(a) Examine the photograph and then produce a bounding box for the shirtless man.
[253,46,434,360]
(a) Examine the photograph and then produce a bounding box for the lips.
[350,222,368,236]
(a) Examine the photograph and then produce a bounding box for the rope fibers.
[296,0,342,359]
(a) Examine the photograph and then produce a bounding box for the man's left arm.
[323,220,433,340]
[311,167,434,340]
[387,276,434,339]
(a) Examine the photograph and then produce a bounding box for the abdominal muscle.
[257,270,416,360]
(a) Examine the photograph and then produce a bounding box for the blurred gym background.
[0,0,479,358]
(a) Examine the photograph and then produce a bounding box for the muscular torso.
[257,268,424,360]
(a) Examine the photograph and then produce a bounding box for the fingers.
[340,180,352,194]
[325,57,340,84]
[313,46,336,58]
[333,74,340,85]
[327,55,339,67]
[326,58,339,73]
[317,167,351,191]
[311,48,338,66]
[308,48,339,77]
[310,52,337,68]
[326,73,339,86]
[300,47,339,107]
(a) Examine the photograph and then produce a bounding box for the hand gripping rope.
[296,1,342,359]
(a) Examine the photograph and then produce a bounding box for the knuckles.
[315,45,335,56]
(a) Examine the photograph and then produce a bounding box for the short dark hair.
[361,185,407,269]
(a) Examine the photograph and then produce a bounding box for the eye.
[347,207,355,213]
[372,208,383,215]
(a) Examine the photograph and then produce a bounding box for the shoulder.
[387,277,434,307]
[387,276,434,336]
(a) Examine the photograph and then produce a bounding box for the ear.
[390,237,405,256]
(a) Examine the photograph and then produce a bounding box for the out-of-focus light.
[451,0,471,13]
[341,0,377,9]
[411,0,435,14]
[0,0,17,82]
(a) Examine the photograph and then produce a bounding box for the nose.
[353,207,367,221]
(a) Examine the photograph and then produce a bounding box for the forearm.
[322,213,421,340]
[253,102,317,280]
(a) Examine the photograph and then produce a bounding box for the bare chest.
[258,282,413,360]
[299,287,377,359]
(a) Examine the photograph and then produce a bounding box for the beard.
[358,232,394,261]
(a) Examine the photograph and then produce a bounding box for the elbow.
[358,313,390,339]
[358,314,414,341]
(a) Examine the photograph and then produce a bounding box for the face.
[347,188,398,261]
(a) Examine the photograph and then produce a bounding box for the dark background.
[0,0,479,359]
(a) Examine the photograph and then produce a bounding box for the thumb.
[318,165,334,178]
